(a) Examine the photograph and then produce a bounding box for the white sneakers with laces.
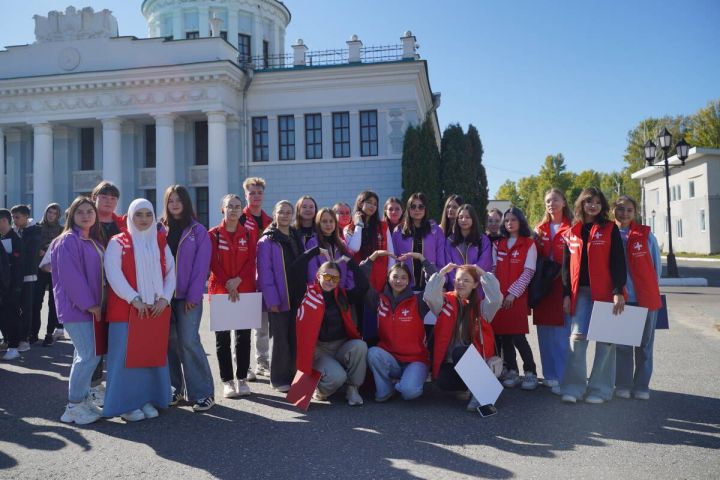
[236,379,251,396]
[61,402,101,425]
[521,373,539,390]
[223,380,240,398]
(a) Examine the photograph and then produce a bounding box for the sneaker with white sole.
[502,370,521,388]
[83,396,103,416]
[53,328,66,341]
[346,385,363,406]
[313,390,328,401]
[89,384,105,407]
[521,373,539,390]
[2,348,20,360]
[60,402,101,425]
[255,365,270,377]
[543,379,559,388]
[236,379,251,396]
[121,409,145,422]
[17,341,30,353]
[141,403,159,419]
[561,394,577,404]
[274,385,291,393]
[466,395,481,412]
[246,370,257,382]
[585,395,604,404]
[634,391,650,400]
[615,388,631,399]
[223,380,240,398]
[192,396,215,412]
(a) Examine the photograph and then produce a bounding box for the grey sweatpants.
[313,338,367,396]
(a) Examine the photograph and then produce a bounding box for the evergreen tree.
[440,123,473,202]
[401,115,442,219]
[467,124,489,224]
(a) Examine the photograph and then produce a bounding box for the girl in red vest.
[208,194,257,400]
[383,197,403,233]
[613,195,662,400]
[424,263,503,412]
[560,187,626,404]
[104,199,175,422]
[493,207,539,390]
[363,251,436,402]
[533,188,573,389]
[296,260,369,406]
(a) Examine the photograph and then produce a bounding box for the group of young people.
[0,177,662,424]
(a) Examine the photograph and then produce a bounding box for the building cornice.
[631,147,720,180]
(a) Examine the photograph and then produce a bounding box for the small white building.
[631,147,720,254]
[0,1,440,226]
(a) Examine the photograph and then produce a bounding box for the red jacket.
[208,221,256,294]
[625,223,662,310]
[492,236,532,334]
[106,231,168,322]
[349,220,390,292]
[532,219,571,326]
[377,293,429,365]
[242,207,272,243]
[432,291,495,379]
[564,221,616,315]
[295,283,361,373]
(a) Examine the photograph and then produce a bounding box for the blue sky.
[2,0,719,195]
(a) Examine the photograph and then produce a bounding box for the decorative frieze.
[73,170,103,192]
[138,168,156,189]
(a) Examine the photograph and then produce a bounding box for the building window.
[305,114,323,159]
[252,116,269,162]
[263,40,270,68]
[332,112,350,158]
[196,187,209,227]
[186,31,200,39]
[238,34,251,62]
[689,180,695,198]
[360,110,379,157]
[195,121,208,166]
[676,219,683,238]
[700,209,706,232]
[220,31,227,41]
[145,125,156,168]
[278,115,295,161]
[80,128,94,170]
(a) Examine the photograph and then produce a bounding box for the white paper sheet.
[587,301,648,347]
[454,344,503,406]
[209,292,262,332]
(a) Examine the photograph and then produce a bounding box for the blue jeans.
[64,321,101,403]
[537,314,571,382]
[560,287,616,400]
[367,346,427,401]
[616,307,658,394]
[168,299,214,401]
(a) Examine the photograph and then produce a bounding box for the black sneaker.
[169,391,182,406]
[29,336,40,345]
[192,396,215,412]
[42,335,54,347]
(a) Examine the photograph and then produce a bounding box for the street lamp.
[644,129,691,278]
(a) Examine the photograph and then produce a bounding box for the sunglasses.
[409,204,426,211]
[319,273,340,283]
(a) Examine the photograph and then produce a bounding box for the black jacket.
[0,229,24,298]
[17,224,42,278]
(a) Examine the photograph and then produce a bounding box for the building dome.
[141,0,290,60]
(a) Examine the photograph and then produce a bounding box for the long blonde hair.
[541,188,573,225]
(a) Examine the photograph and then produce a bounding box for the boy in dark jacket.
[11,205,42,348]
[1,209,25,360]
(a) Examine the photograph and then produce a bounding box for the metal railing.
[245,44,406,71]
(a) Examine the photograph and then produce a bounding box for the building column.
[207,111,228,227]
[198,6,210,38]
[322,112,332,160]
[252,12,263,59]
[273,24,281,56]
[349,111,360,158]
[154,113,176,210]
[228,11,239,49]
[0,128,5,204]
[4,130,21,206]
[53,126,71,208]
[33,124,53,213]
[227,116,241,194]
[101,118,123,187]
[173,11,183,40]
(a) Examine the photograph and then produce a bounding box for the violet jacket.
[50,229,104,324]
[305,236,354,290]
[257,235,291,312]
[173,221,212,304]
[445,234,493,289]
[392,223,446,286]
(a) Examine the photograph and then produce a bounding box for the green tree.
[517,176,542,224]
[496,180,521,207]
[568,170,603,206]
[688,98,720,148]
[402,115,442,219]
[440,123,473,203]
[466,124,489,221]
[538,153,572,194]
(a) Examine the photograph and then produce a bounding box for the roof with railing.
[246,44,412,71]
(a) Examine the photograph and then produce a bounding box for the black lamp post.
[644,128,690,278]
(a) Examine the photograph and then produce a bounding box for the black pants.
[215,329,251,383]
[498,334,536,374]
[91,357,104,384]
[0,295,23,348]
[268,310,296,387]
[435,345,469,391]
[20,282,35,342]
[32,271,58,339]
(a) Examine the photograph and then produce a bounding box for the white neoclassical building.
[0,1,440,226]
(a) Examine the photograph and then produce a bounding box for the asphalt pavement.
[1,263,719,479]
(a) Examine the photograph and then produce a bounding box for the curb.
[659,277,708,287]
[662,256,720,263]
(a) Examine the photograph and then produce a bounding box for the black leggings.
[498,334,536,374]
[33,271,59,338]
[215,330,251,382]
[435,345,469,391]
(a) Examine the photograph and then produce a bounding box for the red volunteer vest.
[432,292,495,379]
[492,236,532,334]
[625,223,662,310]
[564,221,616,315]
[532,219,571,326]
[350,220,389,292]
[295,283,362,373]
[376,294,429,365]
[208,222,256,294]
[106,231,168,322]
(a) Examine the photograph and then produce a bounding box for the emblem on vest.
[239,237,248,250]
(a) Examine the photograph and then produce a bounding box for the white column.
[207,111,228,227]
[273,24,281,56]
[154,113,176,210]
[173,11,183,40]
[101,118,122,187]
[0,128,5,203]
[198,6,210,38]
[253,13,263,59]
[33,123,53,213]
[228,11,239,49]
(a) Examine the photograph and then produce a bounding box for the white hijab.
[127,199,164,304]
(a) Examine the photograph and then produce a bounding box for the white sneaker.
[53,328,66,341]
[60,402,101,425]
[2,348,20,360]
[17,341,30,353]
[615,388,631,399]
[502,370,521,388]
[561,394,577,404]
[466,395,481,412]
[246,370,257,382]
[223,380,240,399]
[141,403,159,419]
[313,389,328,401]
[255,365,270,377]
[275,384,291,393]
[89,384,105,407]
[346,385,363,406]
[121,409,145,422]
[634,391,650,400]
[585,395,605,404]
[236,379,251,396]
[543,379,559,388]
[83,396,103,416]
[521,373,539,390]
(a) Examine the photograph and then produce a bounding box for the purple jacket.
[445,234,493,289]
[50,229,104,324]
[257,235,290,312]
[305,236,354,290]
[174,221,211,304]
[392,222,446,285]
